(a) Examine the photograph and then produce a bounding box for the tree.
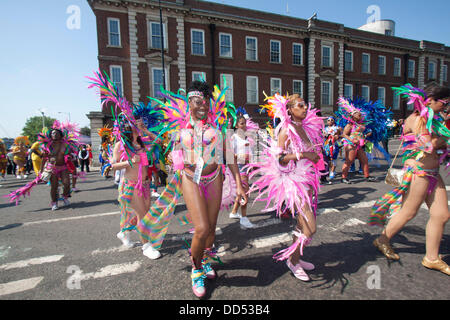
[22,116,56,143]
[80,126,91,137]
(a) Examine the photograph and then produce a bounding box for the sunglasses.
[438,99,450,107]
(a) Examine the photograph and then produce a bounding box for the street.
[0,140,449,301]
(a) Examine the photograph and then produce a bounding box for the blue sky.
[1,0,449,138]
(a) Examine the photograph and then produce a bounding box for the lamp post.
[159,0,166,92]
[38,109,45,129]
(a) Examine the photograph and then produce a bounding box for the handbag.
[385,139,405,187]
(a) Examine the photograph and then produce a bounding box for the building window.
[110,65,123,97]
[428,61,436,80]
[362,53,370,73]
[152,68,166,98]
[377,87,386,105]
[321,81,332,105]
[407,101,414,111]
[322,45,332,67]
[191,29,205,55]
[361,85,370,102]
[149,21,167,50]
[293,80,303,98]
[344,84,353,99]
[344,51,353,71]
[219,33,232,58]
[293,43,303,65]
[192,71,206,82]
[408,60,415,78]
[270,40,281,63]
[107,18,121,47]
[378,56,386,75]
[394,58,401,77]
[270,78,282,96]
[246,76,258,104]
[220,74,233,102]
[246,37,257,61]
[392,94,400,110]
[443,65,448,82]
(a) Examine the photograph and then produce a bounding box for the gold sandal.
[373,238,400,261]
[422,256,450,276]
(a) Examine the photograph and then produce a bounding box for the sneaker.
[329,171,335,180]
[191,268,206,298]
[229,212,241,219]
[116,231,134,248]
[142,243,161,260]
[286,258,310,281]
[240,216,255,229]
[72,187,78,192]
[202,257,217,279]
[366,176,377,182]
[16,175,21,179]
[151,191,160,197]
[341,178,352,184]
[62,198,70,207]
[24,175,28,179]
[51,202,58,211]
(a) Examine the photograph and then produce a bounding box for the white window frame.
[408,60,415,78]
[292,43,303,66]
[361,85,370,102]
[151,67,168,98]
[393,57,401,77]
[362,53,371,73]
[377,87,386,105]
[110,65,123,97]
[245,36,258,61]
[344,50,353,72]
[344,84,353,99]
[293,80,303,98]
[192,71,206,82]
[321,80,332,106]
[322,45,332,67]
[191,29,205,56]
[246,76,259,104]
[378,55,386,75]
[270,78,282,96]
[428,61,437,80]
[270,40,281,63]
[220,74,234,102]
[443,65,448,82]
[148,20,168,50]
[219,33,233,58]
[107,17,121,47]
[392,94,400,110]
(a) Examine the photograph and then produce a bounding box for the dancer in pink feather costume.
[247,93,324,281]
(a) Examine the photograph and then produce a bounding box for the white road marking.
[75,261,141,281]
[0,255,64,271]
[21,211,121,227]
[91,246,135,256]
[317,208,340,215]
[348,200,376,209]
[0,276,44,296]
[250,233,291,249]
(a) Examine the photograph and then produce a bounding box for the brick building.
[87,0,450,161]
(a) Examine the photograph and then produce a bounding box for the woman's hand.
[236,185,248,206]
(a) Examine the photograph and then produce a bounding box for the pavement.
[0,139,449,302]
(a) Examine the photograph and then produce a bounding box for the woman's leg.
[377,174,429,246]
[356,149,370,178]
[130,189,151,244]
[341,147,356,179]
[424,176,450,261]
[203,173,224,250]
[290,190,316,266]
[50,174,59,203]
[60,170,71,199]
[182,175,210,269]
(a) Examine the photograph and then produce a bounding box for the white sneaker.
[229,212,241,219]
[116,231,134,248]
[240,216,255,229]
[142,243,161,259]
[151,191,160,197]
[24,175,28,179]
[16,175,21,179]
[51,203,58,211]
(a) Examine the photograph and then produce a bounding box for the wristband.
[296,152,302,160]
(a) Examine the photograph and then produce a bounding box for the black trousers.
[80,159,90,172]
